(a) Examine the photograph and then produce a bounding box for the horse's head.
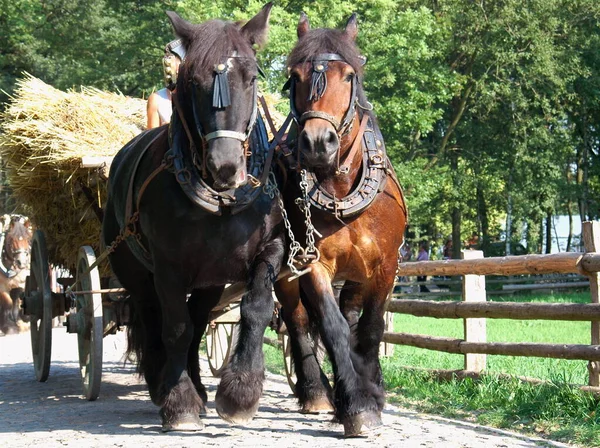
[167,3,272,191]
[286,13,368,173]
[2,216,32,272]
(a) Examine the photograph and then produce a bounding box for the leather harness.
[116,56,277,268]
[282,53,407,220]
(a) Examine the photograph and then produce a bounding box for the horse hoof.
[161,413,204,432]
[342,410,383,438]
[216,400,259,425]
[300,396,334,414]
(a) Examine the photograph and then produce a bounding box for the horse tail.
[125,287,164,382]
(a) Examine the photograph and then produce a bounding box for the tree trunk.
[567,201,573,252]
[451,152,462,259]
[545,210,553,254]
[577,106,590,222]
[476,182,489,254]
[505,172,513,256]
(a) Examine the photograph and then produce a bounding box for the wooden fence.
[383,221,600,389]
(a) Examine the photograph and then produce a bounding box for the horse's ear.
[240,2,273,52]
[344,13,358,41]
[297,12,310,38]
[166,11,195,46]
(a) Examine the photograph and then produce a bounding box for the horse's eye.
[345,73,355,82]
[291,73,301,83]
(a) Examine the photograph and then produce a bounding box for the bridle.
[285,53,365,140]
[0,217,30,278]
[189,53,259,145]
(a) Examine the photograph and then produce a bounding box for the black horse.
[102,3,284,431]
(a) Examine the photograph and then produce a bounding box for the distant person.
[400,241,412,262]
[443,238,452,260]
[146,40,185,129]
[466,232,479,250]
[416,242,429,292]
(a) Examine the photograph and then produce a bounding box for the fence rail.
[385,220,600,388]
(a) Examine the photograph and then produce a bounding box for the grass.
[262,291,600,447]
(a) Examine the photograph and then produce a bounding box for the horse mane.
[287,28,375,122]
[180,20,257,83]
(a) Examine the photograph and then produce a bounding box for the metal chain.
[263,172,320,279]
[264,173,304,277]
[297,169,321,261]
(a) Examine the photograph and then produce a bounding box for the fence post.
[583,221,600,387]
[462,250,487,372]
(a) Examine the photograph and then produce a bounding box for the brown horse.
[0,215,32,335]
[274,13,408,437]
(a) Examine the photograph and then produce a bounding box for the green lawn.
[263,291,600,447]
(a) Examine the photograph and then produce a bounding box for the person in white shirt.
[146,40,184,129]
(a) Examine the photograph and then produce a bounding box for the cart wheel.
[279,331,327,395]
[27,230,52,382]
[206,323,239,377]
[76,246,103,401]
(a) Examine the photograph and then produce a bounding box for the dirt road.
[0,329,573,448]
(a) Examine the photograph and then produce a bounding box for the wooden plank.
[462,250,486,372]
[502,281,589,290]
[387,300,600,321]
[397,252,600,277]
[382,332,600,360]
[583,221,600,386]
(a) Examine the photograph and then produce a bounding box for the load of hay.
[0,73,146,273]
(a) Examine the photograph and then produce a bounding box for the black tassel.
[308,61,328,102]
[213,68,231,108]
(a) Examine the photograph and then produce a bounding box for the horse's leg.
[103,205,167,408]
[275,279,333,413]
[10,287,28,331]
[300,265,382,437]
[0,290,18,335]
[187,286,224,413]
[0,290,12,334]
[339,280,389,414]
[215,237,284,424]
[153,272,203,432]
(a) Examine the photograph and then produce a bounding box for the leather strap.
[338,114,369,174]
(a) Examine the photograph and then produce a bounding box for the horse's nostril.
[301,132,312,150]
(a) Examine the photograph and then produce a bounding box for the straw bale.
[0,74,145,273]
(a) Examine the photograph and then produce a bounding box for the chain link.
[264,172,320,279]
[298,169,321,261]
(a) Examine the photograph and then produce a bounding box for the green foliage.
[0,0,599,242]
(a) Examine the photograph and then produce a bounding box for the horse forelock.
[5,221,31,249]
[287,28,364,78]
[287,28,376,123]
[180,20,257,87]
